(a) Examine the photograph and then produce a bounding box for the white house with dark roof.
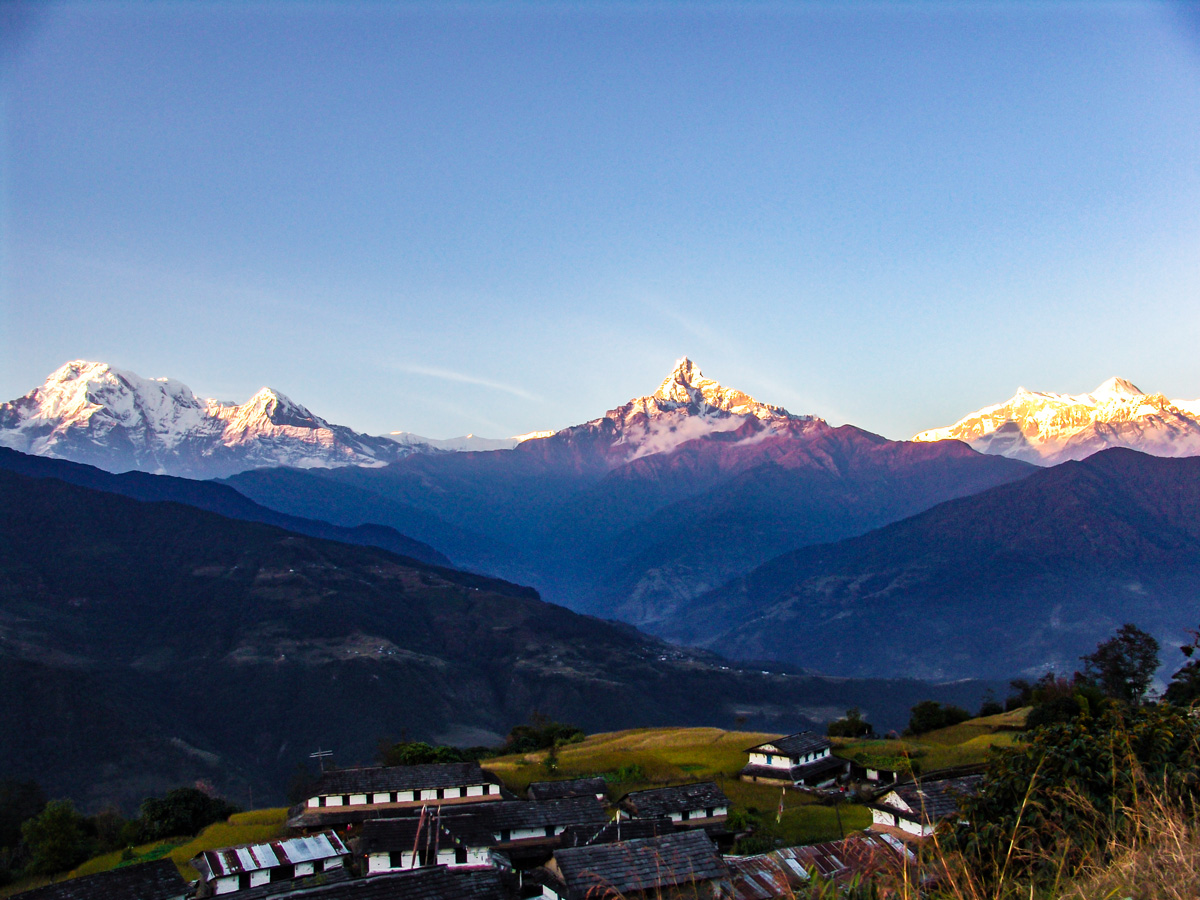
[288,763,504,829]
[192,831,348,895]
[616,782,729,829]
[867,774,983,838]
[739,732,848,788]
[357,817,495,874]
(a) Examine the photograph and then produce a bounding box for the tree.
[1163,626,1200,705]
[377,740,469,767]
[977,690,1003,718]
[135,787,239,843]
[905,700,970,736]
[503,714,584,753]
[0,779,46,850]
[827,707,872,738]
[1080,623,1160,704]
[20,800,91,876]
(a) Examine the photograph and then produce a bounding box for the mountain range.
[665,448,1200,681]
[0,361,548,479]
[913,377,1200,465]
[222,359,1033,629]
[0,462,993,810]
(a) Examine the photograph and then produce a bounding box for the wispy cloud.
[396,364,541,402]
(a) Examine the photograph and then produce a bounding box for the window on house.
[391,792,398,803]
[342,795,350,806]
[389,852,405,869]
[455,847,467,865]
[706,808,714,818]
[681,810,690,821]
[436,788,444,800]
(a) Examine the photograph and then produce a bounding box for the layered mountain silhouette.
[226,360,1034,627]
[0,467,992,810]
[668,448,1200,680]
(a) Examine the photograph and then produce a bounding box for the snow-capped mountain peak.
[913,377,1200,465]
[0,361,418,477]
[650,357,793,419]
[1089,376,1144,401]
[567,358,816,461]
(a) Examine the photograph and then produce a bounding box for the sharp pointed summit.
[914,377,1200,465]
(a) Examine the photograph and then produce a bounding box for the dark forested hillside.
[671,449,1200,680]
[0,469,994,811]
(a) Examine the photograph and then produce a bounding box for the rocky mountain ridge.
[914,377,1200,465]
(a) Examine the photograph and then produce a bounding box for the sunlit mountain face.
[0,360,419,478]
[913,377,1200,466]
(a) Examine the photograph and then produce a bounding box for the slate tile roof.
[618,783,729,818]
[877,775,984,824]
[559,818,676,848]
[10,859,188,900]
[744,732,831,758]
[552,830,728,900]
[463,797,608,833]
[265,866,509,900]
[311,764,490,796]
[358,817,497,854]
[526,778,607,802]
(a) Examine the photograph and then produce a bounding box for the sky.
[2,1,1199,441]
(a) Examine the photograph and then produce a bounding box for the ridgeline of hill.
[670,448,1200,680]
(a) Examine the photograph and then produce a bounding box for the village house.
[288,763,506,830]
[536,830,730,900]
[357,816,496,874]
[867,774,983,838]
[739,732,848,788]
[617,782,729,829]
[192,831,349,896]
[453,797,610,865]
[10,859,189,900]
[525,777,607,803]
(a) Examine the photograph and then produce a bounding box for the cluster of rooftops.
[13,732,982,900]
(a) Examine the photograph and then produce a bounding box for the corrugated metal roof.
[196,830,348,878]
[728,832,915,899]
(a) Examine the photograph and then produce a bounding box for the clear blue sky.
[3,1,1199,440]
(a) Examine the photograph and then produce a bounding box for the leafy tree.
[20,800,91,876]
[135,787,239,843]
[1079,623,1160,704]
[0,779,46,850]
[905,700,970,736]
[378,740,470,767]
[503,714,584,753]
[957,703,1200,883]
[827,707,872,738]
[977,690,1003,718]
[1163,626,1200,705]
